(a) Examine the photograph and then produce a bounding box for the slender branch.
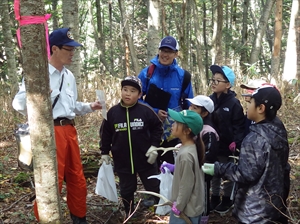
[0,193,31,213]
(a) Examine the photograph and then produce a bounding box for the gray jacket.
[215,117,290,223]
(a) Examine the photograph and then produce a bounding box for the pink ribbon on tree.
[14,0,51,59]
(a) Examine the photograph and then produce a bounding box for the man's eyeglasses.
[159,49,177,54]
[61,47,76,52]
[209,79,228,85]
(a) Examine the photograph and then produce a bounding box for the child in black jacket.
[208,65,245,214]
[99,76,163,218]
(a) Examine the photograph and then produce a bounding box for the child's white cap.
[187,95,214,113]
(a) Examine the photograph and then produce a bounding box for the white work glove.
[201,163,215,176]
[100,155,111,165]
[145,146,158,164]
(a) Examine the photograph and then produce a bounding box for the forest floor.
[1,110,300,223]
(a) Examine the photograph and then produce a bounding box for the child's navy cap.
[242,85,282,112]
[49,28,83,47]
[210,65,235,87]
[121,76,142,92]
[158,36,179,51]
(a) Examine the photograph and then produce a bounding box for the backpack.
[146,64,191,110]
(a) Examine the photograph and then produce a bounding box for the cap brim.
[168,109,184,123]
[210,65,225,76]
[63,41,83,47]
[241,93,253,97]
[187,98,203,107]
[240,84,258,90]
[159,45,178,51]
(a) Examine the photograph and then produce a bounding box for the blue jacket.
[138,56,193,141]
[138,55,193,113]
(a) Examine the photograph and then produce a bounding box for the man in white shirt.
[13,28,102,224]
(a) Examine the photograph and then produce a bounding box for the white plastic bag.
[95,162,118,203]
[96,90,107,120]
[148,167,173,215]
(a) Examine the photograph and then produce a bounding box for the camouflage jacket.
[215,117,290,223]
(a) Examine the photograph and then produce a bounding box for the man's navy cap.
[49,28,83,47]
[158,36,179,51]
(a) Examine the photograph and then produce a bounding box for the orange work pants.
[34,124,87,220]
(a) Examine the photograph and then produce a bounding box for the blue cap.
[49,28,83,47]
[210,65,235,87]
[158,36,179,51]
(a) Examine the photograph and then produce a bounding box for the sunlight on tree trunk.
[19,0,62,222]
[282,0,300,83]
[147,0,161,62]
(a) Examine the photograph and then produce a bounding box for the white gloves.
[201,163,215,176]
[100,155,111,165]
[145,146,158,164]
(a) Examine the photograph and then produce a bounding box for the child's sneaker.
[214,196,233,214]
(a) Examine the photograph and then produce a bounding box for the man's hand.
[201,163,215,176]
[90,100,103,110]
[229,142,236,152]
[145,146,158,164]
[100,155,111,165]
[158,110,168,122]
[160,162,175,173]
[171,202,181,216]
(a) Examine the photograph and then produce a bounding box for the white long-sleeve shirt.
[13,64,93,119]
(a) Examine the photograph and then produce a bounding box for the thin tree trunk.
[214,0,223,64]
[118,0,140,75]
[270,0,282,82]
[240,0,249,72]
[249,0,276,64]
[0,0,18,96]
[147,0,161,62]
[62,0,82,99]
[192,0,206,93]
[52,0,58,29]
[19,0,62,222]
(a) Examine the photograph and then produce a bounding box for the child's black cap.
[242,85,282,112]
[121,76,142,92]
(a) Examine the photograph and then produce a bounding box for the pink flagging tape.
[14,0,51,59]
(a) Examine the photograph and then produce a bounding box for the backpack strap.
[145,64,155,94]
[180,70,191,109]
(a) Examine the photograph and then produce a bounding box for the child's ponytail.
[195,134,205,166]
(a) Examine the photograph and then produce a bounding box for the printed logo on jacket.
[114,118,144,132]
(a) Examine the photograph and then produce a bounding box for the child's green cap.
[168,109,203,135]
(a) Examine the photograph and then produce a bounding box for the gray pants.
[211,156,234,197]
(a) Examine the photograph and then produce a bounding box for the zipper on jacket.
[126,107,135,174]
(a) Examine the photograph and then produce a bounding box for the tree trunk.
[214,0,223,64]
[282,0,300,83]
[0,0,18,96]
[62,0,83,99]
[147,0,161,63]
[270,0,282,83]
[118,0,140,75]
[192,0,206,93]
[249,0,276,65]
[51,0,59,29]
[90,0,116,76]
[240,0,249,72]
[19,0,62,222]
